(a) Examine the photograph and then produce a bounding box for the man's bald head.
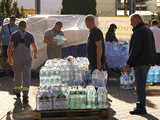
[130,14,143,27]
[85,15,95,22]
[85,15,96,30]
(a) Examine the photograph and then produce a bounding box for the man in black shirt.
[85,15,105,71]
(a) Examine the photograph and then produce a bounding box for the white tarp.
[25,15,89,69]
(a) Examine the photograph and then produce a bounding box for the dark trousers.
[2,45,8,58]
[156,53,160,66]
[0,45,10,69]
[134,65,150,110]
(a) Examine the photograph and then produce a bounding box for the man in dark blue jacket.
[123,14,156,115]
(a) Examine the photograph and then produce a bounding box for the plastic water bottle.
[120,73,130,89]
[97,87,108,109]
[86,86,97,109]
[154,66,159,83]
[69,87,76,109]
[128,68,135,89]
[120,73,125,89]
[78,87,87,109]
[81,90,87,109]
[147,67,153,83]
[158,67,160,82]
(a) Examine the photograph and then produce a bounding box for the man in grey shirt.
[44,21,64,59]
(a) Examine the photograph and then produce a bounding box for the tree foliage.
[61,0,97,15]
[0,0,26,25]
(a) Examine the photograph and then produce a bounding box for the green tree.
[61,0,97,15]
[20,5,25,18]
[11,1,18,15]
[0,0,5,14]
[5,0,12,17]
[0,0,25,20]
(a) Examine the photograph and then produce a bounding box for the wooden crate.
[33,109,109,120]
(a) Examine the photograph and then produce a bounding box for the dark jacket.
[105,32,118,42]
[127,22,156,67]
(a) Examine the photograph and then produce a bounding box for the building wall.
[96,0,117,16]
[41,0,62,14]
[17,0,35,9]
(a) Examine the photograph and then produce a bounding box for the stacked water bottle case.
[120,68,135,90]
[147,66,160,83]
[36,56,108,111]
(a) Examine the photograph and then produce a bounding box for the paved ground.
[0,77,159,120]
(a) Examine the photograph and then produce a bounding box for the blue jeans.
[134,65,150,109]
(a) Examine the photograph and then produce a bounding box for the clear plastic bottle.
[97,87,107,109]
[86,86,97,109]
[120,73,125,89]
[154,66,159,83]
[147,67,153,83]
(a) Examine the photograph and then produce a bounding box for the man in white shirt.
[150,20,160,65]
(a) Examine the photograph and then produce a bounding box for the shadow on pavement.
[5,97,33,120]
[107,108,119,120]
[140,113,159,120]
[0,77,39,94]
[107,77,157,109]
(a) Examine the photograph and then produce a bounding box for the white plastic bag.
[92,69,108,88]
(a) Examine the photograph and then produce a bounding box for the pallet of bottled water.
[37,56,109,111]
[40,56,107,87]
[36,85,109,111]
[120,68,135,90]
[147,66,160,83]
[40,57,89,87]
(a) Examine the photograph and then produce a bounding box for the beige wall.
[96,0,117,16]
[98,17,132,42]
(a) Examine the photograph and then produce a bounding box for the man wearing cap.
[0,16,18,68]
[44,21,64,59]
[150,20,160,66]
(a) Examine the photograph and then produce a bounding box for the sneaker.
[129,108,147,115]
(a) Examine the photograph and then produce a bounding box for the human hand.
[8,57,13,65]
[97,63,102,71]
[122,64,130,73]
[33,53,37,59]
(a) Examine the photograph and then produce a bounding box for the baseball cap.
[152,20,158,25]
[10,16,16,21]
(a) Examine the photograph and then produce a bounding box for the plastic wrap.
[24,15,89,69]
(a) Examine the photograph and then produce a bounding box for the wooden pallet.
[34,109,109,120]
[145,85,160,95]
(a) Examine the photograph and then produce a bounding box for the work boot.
[129,108,147,115]
[23,96,32,111]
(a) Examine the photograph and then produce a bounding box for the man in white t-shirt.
[150,20,160,65]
